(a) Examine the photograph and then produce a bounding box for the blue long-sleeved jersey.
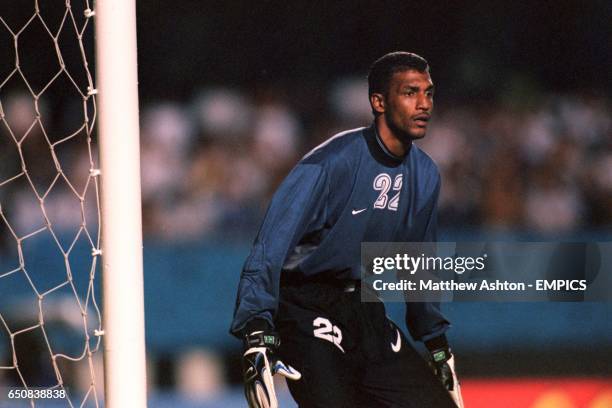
[230,124,449,342]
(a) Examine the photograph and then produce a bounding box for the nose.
[416,93,432,111]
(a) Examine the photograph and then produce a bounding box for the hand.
[243,331,301,408]
[430,347,465,408]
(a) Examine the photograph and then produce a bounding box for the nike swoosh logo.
[391,329,401,353]
[352,208,367,215]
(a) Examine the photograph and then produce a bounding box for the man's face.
[380,69,434,140]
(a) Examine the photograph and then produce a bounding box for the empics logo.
[535,280,587,291]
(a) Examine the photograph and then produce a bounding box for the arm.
[230,163,328,336]
[404,176,450,342]
[231,163,328,408]
[406,176,463,407]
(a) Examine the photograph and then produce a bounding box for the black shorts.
[276,281,456,408]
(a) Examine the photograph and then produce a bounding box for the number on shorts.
[313,317,345,353]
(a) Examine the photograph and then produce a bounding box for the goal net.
[0,1,102,406]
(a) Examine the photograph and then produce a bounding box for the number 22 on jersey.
[373,173,403,211]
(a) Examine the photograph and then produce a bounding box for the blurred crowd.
[421,93,612,232]
[139,82,612,239]
[1,80,611,245]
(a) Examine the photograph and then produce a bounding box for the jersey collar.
[364,124,410,167]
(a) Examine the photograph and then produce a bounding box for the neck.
[375,116,411,157]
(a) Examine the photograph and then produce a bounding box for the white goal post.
[95,0,147,406]
[0,0,146,405]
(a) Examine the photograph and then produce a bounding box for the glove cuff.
[244,330,281,349]
[430,347,452,364]
[426,334,452,365]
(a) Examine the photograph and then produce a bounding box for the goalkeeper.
[231,52,463,408]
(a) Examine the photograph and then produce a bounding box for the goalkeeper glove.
[243,329,301,408]
[429,343,464,408]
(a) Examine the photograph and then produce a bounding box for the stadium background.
[0,0,611,406]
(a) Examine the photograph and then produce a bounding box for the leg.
[276,284,360,408]
[357,321,457,408]
[279,336,357,408]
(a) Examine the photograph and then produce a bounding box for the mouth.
[412,115,430,127]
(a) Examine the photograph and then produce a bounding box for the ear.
[370,93,385,114]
